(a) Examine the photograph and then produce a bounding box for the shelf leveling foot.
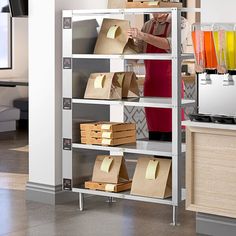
[79,193,84,211]
[170,206,180,226]
[106,197,116,203]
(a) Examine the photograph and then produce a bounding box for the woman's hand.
[127,28,143,40]
[128,26,170,51]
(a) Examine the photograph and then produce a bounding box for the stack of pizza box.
[80,122,136,146]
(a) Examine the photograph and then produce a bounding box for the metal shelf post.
[62,10,73,190]
[171,8,182,225]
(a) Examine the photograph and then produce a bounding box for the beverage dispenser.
[213,23,236,85]
[191,23,205,73]
[192,23,217,84]
[191,23,236,123]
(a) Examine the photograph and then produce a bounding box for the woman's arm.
[128,28,170,51]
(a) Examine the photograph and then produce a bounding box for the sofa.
[0,106,20,132]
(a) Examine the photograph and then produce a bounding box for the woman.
[128,13,188,141]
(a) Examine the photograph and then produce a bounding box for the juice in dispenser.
[213,24,227,74]
[214,23,236,73]
[192,23,205,73]
[192,24,217,72]
[225,26,236,71]
[203,25,217,70]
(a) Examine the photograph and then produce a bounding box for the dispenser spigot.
[200,72,212,85]
[223,74,234,86]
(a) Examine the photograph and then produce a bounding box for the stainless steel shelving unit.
[73,97,195,108]
[62,7,198,225]
[73,141,186,157]
[72,53,194,60]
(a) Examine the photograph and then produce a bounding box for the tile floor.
[0,128,197,236]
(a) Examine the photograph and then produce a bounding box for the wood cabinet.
[185,121,236,218]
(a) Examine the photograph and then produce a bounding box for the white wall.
[55,0,108,184]
[0,18,28,106]
[201,0,236,22]
[29,0,56,185]
[29,0,107,187]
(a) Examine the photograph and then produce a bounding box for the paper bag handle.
[100,156,113,173]
[145,159,159,180]
[102,132,112,139]
[107,25,120,39]
[105,184,115,192]
[101,124,112,130]
[94,74,106,88]
[148,1,159,6]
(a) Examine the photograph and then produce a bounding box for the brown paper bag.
[131,157,172,199]
[92,155,129,184]
[108,0,126,8]
[120,72,139,98]
[126,1,182,8]
[94,18,136,54]
[108,0,150,9]
[84,72,122,99]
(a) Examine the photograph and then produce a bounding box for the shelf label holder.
[63,57,72,69]
[63,138,72,150]
[63,98,72,110]
[63,178,72,190]
[63,17,72,29]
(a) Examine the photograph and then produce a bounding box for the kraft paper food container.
[91,155,130,184]
[94,18,136,54]
[126,0,182,8]
[80,122,136,133]
[85,181,132,192]
[131,157,172,199]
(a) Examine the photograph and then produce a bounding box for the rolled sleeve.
[166,37,172,52]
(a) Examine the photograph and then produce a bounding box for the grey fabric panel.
[0,106,20,122]
[20,111,28,120]
[0,121,16,132]
[13,97,28,111]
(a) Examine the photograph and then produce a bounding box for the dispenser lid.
[213,23,235,31]
[192,23,214,32]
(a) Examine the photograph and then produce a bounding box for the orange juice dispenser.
[192,24,217,84]
[203,25,217,71]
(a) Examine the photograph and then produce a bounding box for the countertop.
[183,120,236,131]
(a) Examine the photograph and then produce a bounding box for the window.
[0,0,11,69]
